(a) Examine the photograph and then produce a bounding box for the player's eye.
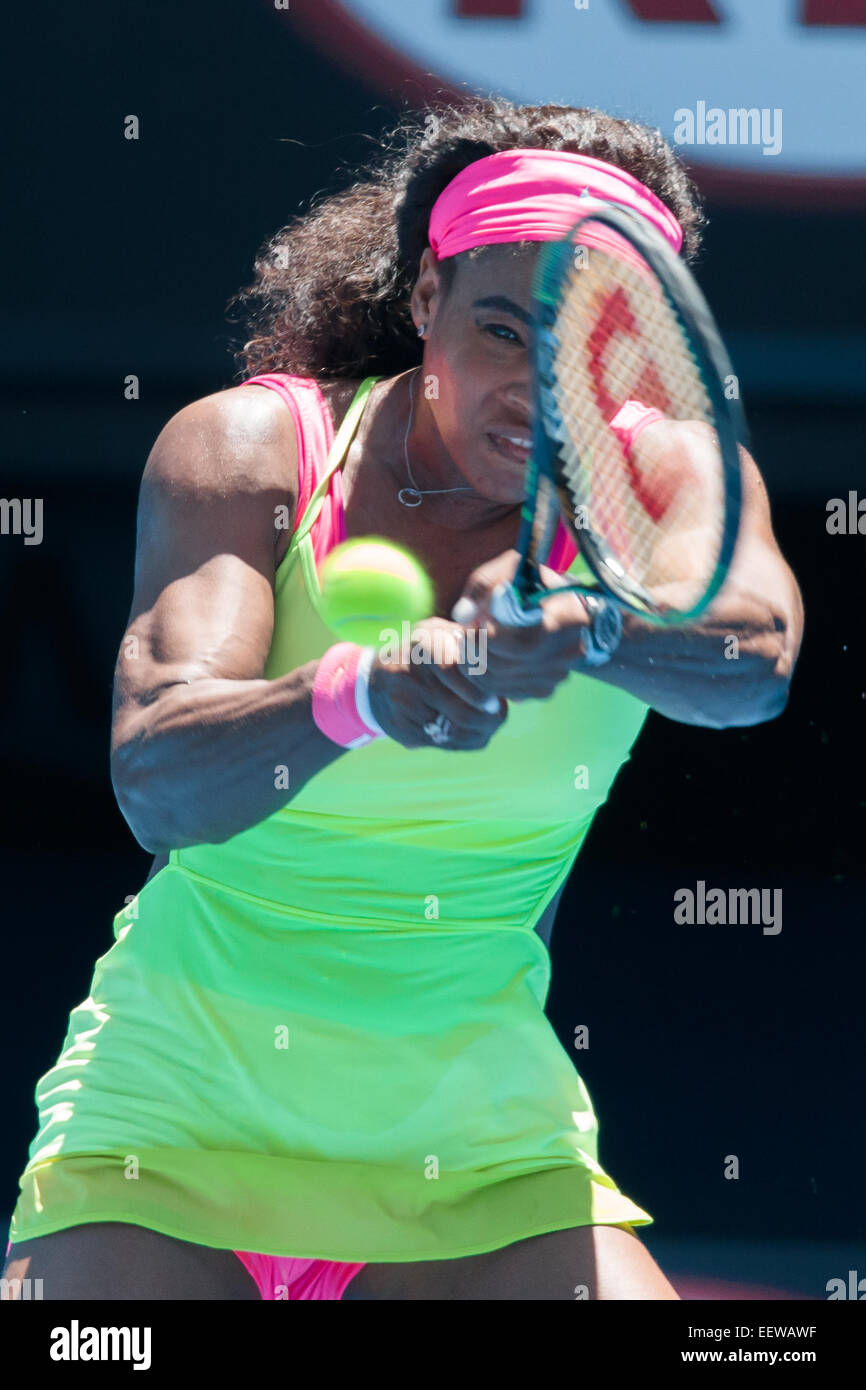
[481,321,524,346]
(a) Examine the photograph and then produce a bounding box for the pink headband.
[428,149,683,259]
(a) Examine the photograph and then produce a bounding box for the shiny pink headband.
[427,149,683,259]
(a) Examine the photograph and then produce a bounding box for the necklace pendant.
[398,487,424,507]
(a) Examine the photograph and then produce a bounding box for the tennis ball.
[318,537,434,646]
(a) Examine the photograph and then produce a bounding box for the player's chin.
[463,435,528,501]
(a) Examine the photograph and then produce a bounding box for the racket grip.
[489,581,543,628]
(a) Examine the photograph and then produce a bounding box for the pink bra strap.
[242,375,336,539]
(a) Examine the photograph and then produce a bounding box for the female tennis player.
[4,98,803,1301]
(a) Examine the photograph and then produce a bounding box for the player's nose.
[501,383,531,426]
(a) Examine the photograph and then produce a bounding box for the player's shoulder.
[160,382,298,453]
[143,383,299,498]
[157,374,370,454]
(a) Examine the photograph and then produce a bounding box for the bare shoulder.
[144,384,299,498]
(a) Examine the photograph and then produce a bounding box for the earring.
[417,324,427,338]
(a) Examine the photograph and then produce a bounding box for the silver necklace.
[397,367,474,508]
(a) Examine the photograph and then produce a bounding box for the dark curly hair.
[230,96,706,382]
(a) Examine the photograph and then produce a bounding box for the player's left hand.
[443,548,591,702]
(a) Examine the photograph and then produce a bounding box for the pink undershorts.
[233,1249,365,1300]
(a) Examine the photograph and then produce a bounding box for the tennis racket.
[486,202,745,630]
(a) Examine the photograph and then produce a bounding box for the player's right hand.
[367,617,507,751]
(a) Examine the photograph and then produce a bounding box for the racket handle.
[489,581,543,628]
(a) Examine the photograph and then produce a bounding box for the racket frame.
[505,201,746,628]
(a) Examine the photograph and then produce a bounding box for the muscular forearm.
[581,554,803,728]
[111,661,343,852]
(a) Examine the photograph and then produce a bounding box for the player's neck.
[357,370,518,535]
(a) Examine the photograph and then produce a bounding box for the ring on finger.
[423,713,453,746]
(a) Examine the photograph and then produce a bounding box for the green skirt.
[10,860,652,1260]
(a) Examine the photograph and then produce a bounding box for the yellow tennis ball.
[318,537,434,646]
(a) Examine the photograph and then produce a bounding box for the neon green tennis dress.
[10,376,653,1261]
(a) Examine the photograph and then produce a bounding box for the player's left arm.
[582,422,804,728]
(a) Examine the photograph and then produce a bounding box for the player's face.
[414,243,540,505]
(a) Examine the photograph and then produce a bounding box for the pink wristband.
[609,399,666,453]
[312,642,384,749]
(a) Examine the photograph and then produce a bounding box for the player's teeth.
[502,436,531,448]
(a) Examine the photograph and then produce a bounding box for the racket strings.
[547,228,727,611]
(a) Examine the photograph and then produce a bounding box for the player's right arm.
[110,388,502,854]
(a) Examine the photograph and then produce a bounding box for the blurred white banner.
[292,0,866,199]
